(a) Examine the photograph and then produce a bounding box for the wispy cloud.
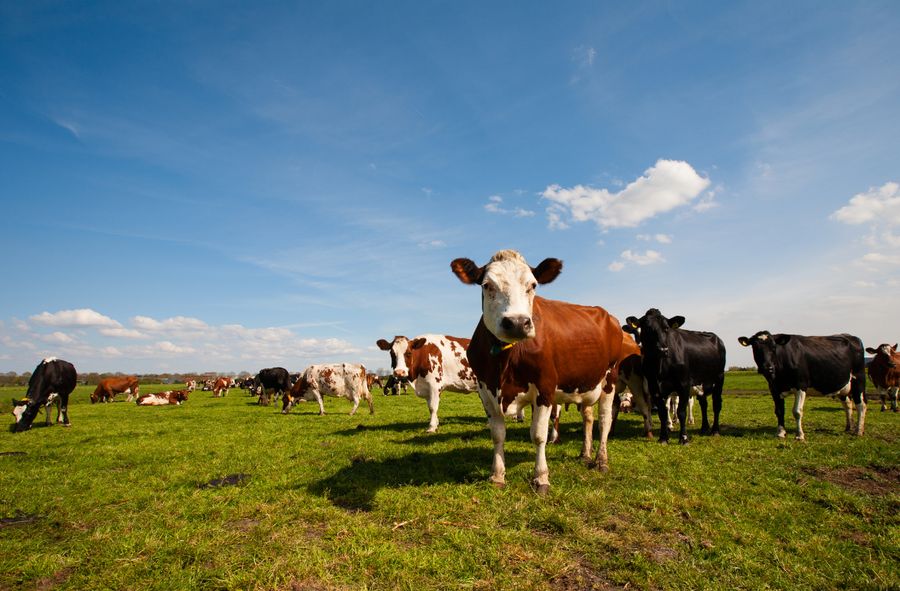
[484,195,536,218]
[543,160,711,230]
[608,249,666,272]
[30,308,121,328]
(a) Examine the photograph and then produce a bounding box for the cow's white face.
[481,256,539,343]
[377,336,412,378]
[452,250,563,345]
[11,400,27,423]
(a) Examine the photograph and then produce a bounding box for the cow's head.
[10,398,28,426]
[376,336,426,378]
[866,343,898,367]
[625,309,685,360]
[451,250,562,344]
[738,331,790,381]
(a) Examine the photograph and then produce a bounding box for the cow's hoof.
[596,462,610,473]
[679,437,689,445]
[657,439,669,445]
[489,479,506,489]
[795,435,806,442]
[700,428,709,435]
[881,407,887,412]
[533,482,550,495]
[425,427,438,434]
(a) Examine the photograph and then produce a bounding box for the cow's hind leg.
[840,395,854,433]
[593,389,615,472]
[793,390,807,440]
[710,379,723,435]
[580,403,594,461]
[698,394,710,435]
[852,380,867,436]
[425,388,440,432]
[676,390,690,445]
[530,403,552,494]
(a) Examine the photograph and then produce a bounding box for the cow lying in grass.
[135,390,190,406]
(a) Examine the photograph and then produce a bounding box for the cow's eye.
[483,283,495,295]
[527,283,537,293]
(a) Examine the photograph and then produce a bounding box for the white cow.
[283,363,373,415]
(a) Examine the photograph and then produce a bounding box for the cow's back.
[780,334,865,393]
[413,333,476,392]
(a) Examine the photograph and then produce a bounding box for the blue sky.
[2,1,899,374]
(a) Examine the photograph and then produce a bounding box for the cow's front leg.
[840,395,853,432]
[548,403,561,444]
[530,403,552,494]
[656,392,671,444]
[594,389,615,472]
[676,390,690,445]
[580,403,594,461]
[772,392,786,438]
[488,413,507,487]
[313,391,326,415]
[793,390,806,440]
[425,388,441,432]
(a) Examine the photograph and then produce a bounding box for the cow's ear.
[451,258,485,285]
[622,324,635,335]
[376,339,392,351]
[866,347,877,354]
[893,343,898,351]
[626,316,640,329]
[410,338,427,350]
[668,316,685,329]
[532,258,563,285]
[774,334,791,345]
[738,337,752,347]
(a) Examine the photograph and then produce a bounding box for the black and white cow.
[252,367,291,406]
[738,331,867,439]
[625,309,726,444]
[10,358,77,432]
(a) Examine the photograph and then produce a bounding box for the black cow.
[253,367,291,406]
[738,331,867,439]
[10,358,77,432]
[382,374,410,396]
[625,309,726,444]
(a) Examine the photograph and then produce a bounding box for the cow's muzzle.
[499,315,534,340]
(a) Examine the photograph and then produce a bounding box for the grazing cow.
[91,376,140,403]
[866,343,900,412]
[185,379,197,391]
[365,373,384,391]
[201,379,215,391]
[11,358,77,432]
[452,250,625,493]
[738,331,867,439]
[136,390,190,406]
[212,377,235,398]
[376,334,480,432]
[282,363,373,415]
[252,367,291,406]
[625,309,726,445]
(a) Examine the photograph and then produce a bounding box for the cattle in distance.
[91,375,140,403]
[738,331,867,439]
[866,343,900,412]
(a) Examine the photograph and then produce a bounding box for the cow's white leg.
[580,403,594,461]
[426,389,440,433]
[793,390,806,441]
[594,389,615,472]
[314,390,325,415]
[531,403,552,494]
[891,387,899,412]
[687,395,695,425]
[515,407,525,422]
[488,413,507,486]
[879,388,888,412]
[667,394,676,430]
[349,395,361,415]
[855,396,867,436]
[840,396,853,432]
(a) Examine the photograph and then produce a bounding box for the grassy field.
[0,374,897,590]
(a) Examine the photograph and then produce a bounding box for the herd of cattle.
[8,250,899,493]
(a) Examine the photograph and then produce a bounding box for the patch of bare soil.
[0,511,41,528]
[549,560,627,591]
[34,567,73,591]
[804,465,900,496]
[281,579,351,591]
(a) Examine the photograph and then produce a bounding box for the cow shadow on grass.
[307,447,530,511]
[328,415,490,437]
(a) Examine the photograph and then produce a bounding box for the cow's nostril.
[501,317,515,330]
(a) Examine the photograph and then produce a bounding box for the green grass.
[1,379,897,590]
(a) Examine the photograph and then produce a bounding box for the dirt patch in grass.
[804,465,900,496]
[0,451,26,456]
[198,473,250,489]
[34,567,73,591]
[550,559,626,591]
[0,511,41,527]
[229,518,260,532]
[281,578,352,591]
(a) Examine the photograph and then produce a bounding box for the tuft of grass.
[0,379,897,590]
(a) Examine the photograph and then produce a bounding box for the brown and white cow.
[283,363,373,415]
[136,390,190,406]
[376,334,480,432]
[185,379,197,391]
[452,250,625,493]
[212,377,235,398]
[91,376,140,403]
[866,343,900,412]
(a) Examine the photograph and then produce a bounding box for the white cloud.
[417,239,446,249]
[30,308,121,328]
[542,159,711,230]
[100,327,146,339]
[622,249,665,265]
[132,315,208,332]
[43,331,76,344]
[637,233,672,244]
[608,261,626,272]
[861,252,900,265]
[831,182,900,225]
[483,195,535,218]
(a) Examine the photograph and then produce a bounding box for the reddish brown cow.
[452,250,625,493]
[866,343,900,412]
[365,373,384,391]
[212,377,235,398]
[91,376,140,403]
